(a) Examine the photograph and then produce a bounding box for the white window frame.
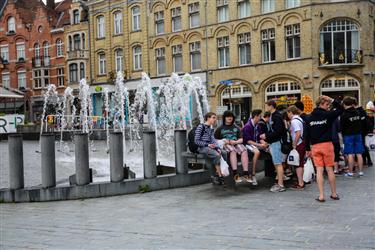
[43,42,49,57]
[155,11,165,35]
[17,70,26,89]
[56,39,63,57]
[113,11,123,35]
[238,33,251,65]
[217,0,229,23]
[189,41,201,71]
[156,48,166,76]
[98,53,106,75]
[262,0,275,14]
[261,28,275,63]
[115,49,124,72]
[237,0,250,19]
[285,24,300,59]
[133,46,142,70]
[69,63,78,83]
[97,16,105,38]
[16,43,25,60]
[285,0,300,9]
[217,36,230,68]
[265,81,301,100]
[172,44,183,73]
[132,6,141,31]
[33,70,42,88]
[189,2,200,28]
[0,45,9,61]
[7,17,15,33]
[57,68,64,87]
[2,72,10,88]
[171,7,182,32]
[73,9,80,24]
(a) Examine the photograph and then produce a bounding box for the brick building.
[0,0,70,121]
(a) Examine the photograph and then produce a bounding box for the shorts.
[224,144,247,154]
[269,141,283,165]
[246,144,260,154]
[333,141,341,162]
[295,141,306,168]
[311,142,334,167]
[198,147,221,165]
[343,134,364,155]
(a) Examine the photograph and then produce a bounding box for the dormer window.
[7,17,15,33]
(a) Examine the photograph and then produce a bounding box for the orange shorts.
[311,142,334,167]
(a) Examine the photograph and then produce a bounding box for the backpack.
[280,128,293,154]
[188,124,205,153]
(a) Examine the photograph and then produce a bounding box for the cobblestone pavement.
[1,166,374,250]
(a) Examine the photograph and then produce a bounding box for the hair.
[352,97,358,106]
[294,101,304,112]
[204,112,217,121]
[263,111,271,118]
[286,105,301,115]
[266,99,277,109]
[343,96,355,106]
[192,117,200,127]
[315,95,331,107]
[251,109,262,118]
[282,111,290,121]
[222,110,235,125]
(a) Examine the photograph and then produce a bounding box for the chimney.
[47,0,55,9]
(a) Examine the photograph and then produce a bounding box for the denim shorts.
[343,134,364,155]
[269,141,283,165]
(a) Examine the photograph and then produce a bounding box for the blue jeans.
[269,141,283,165]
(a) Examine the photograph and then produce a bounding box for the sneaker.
[368,162,373,167]
[358,171,364,177]
[270,184,286,192]
[252,176,258,186]
[290,183,305,191]
[218,176,225,185]
[242,175,253,183]
[275,175,290,181]
[234,174,243,183]
[344,172,354,178]
[211,175,220,185]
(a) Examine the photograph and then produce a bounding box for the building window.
[97,15,105,38]
[285,24,300,59]
[266,81,301,101]
[319,19,360,65]
[68,36,73,51]
[132,6,141,31]
[238,33,251,65]
[285,0,300,8]
[56,39,63,57]
[115,49,124,72]
[189,2,200,28]
[34,70,42,88]
[7,17,15,33]
[98,53,106,75]
[43,42,49,57]
[155,11,164,35]
[238,0,250,18]
[172,44,183,73]
[218,36,230,68]
[16,43,25,60]
[17,70,26,89]
[217,0,229,23]
[189,41,201,71]
[171,7,182,32]
[261,28,275,62]
[0,45,9,62]
[80,63,85,80]
[73,34,81,50]
[82,33,86,49]
[57,68,64,87]
[156,48,166,75]
[69,63,78,82]
[262,0,275,13]
[2,72,10,88]
[44,69,49,86]
[113,11,123,35]
[133,46,142,70]
[321,76,360,101]
[73,10,80,24]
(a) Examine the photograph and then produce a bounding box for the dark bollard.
[110,132,124,182]
[174,130,188,174]
[8,134,24,190]
[41,134,56,188]
[75,133,90,185]
[143,130,157,178]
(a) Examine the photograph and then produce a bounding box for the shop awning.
[0,86,24,99]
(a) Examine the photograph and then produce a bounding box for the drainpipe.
[86,3,93,85]
[204,0,209,112]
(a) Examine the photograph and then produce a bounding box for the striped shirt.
[194,124,218,148]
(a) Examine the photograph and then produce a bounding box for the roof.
[0,86,24,99]
[54,0,72,28]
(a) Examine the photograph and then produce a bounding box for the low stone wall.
[0,170,210,203]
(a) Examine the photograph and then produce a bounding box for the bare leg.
[241,150,249,172]
[356,154,363,172]
[316,167,325,200]
[296,167,304,186]
[230,151,237,171]
[276,164,284,187]
[252,149,260,176]
[347,155,354,173]
[326,166,337,197]
[215,165,222,177]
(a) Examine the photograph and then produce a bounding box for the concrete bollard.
[174,130,188,174]
[8,134,24,190]
[110,132,124,182]
[41,134,56,188]
[74,133,90,185]
[143,130,157,178]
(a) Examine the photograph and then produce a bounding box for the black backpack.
[280,128,293,154]
[188,124,205,153]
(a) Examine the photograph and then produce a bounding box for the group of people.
[193,95,374,202]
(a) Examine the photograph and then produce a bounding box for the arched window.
[133,46,142,70]
[113,11,123,35]
[115,49,124,72]
[73,34,81,50]
[68,36,73,51]
[221,83,253,122]
[56,39,63,57]
[69,63,78,82]
[132,6,140,31]
[7,17,15,33]
[2,70,10,88]
[43,42,49,57]
[73,9,80,24]
[80,62,85,80]
[33,44,41,67]
[82,33,85,49]
[319,19,360,65]
[321,76,360,102]
[17,69,26,89]
[265,80,301,103]
[97,15,105,38]
[98,53,106,75]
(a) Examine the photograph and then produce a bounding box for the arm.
[305,119,311,152]
[328,100,343,121]
[194,125,207,147]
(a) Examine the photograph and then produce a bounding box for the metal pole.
[174,130,188,174]
[74,132,90,185]
[8,134,24,189]
[41,133,56,188]
[143,130,156,178]
[110,132,124,182]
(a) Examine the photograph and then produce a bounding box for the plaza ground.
[1,167,374,249]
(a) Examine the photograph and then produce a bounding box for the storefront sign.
[0,114,25,134]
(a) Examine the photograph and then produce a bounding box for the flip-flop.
[315,197,325,202]
[330,195,340,200]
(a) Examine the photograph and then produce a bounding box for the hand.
[230,140,236,145]
[260,134,266,140]
[208,144,216,149]
[292,143,297,149]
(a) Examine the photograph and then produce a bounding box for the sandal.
[315,197,325,202]
[330,195,340,200]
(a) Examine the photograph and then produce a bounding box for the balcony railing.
[319,49,363,66]
[68,50,89,60]
[32,56,51,67]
